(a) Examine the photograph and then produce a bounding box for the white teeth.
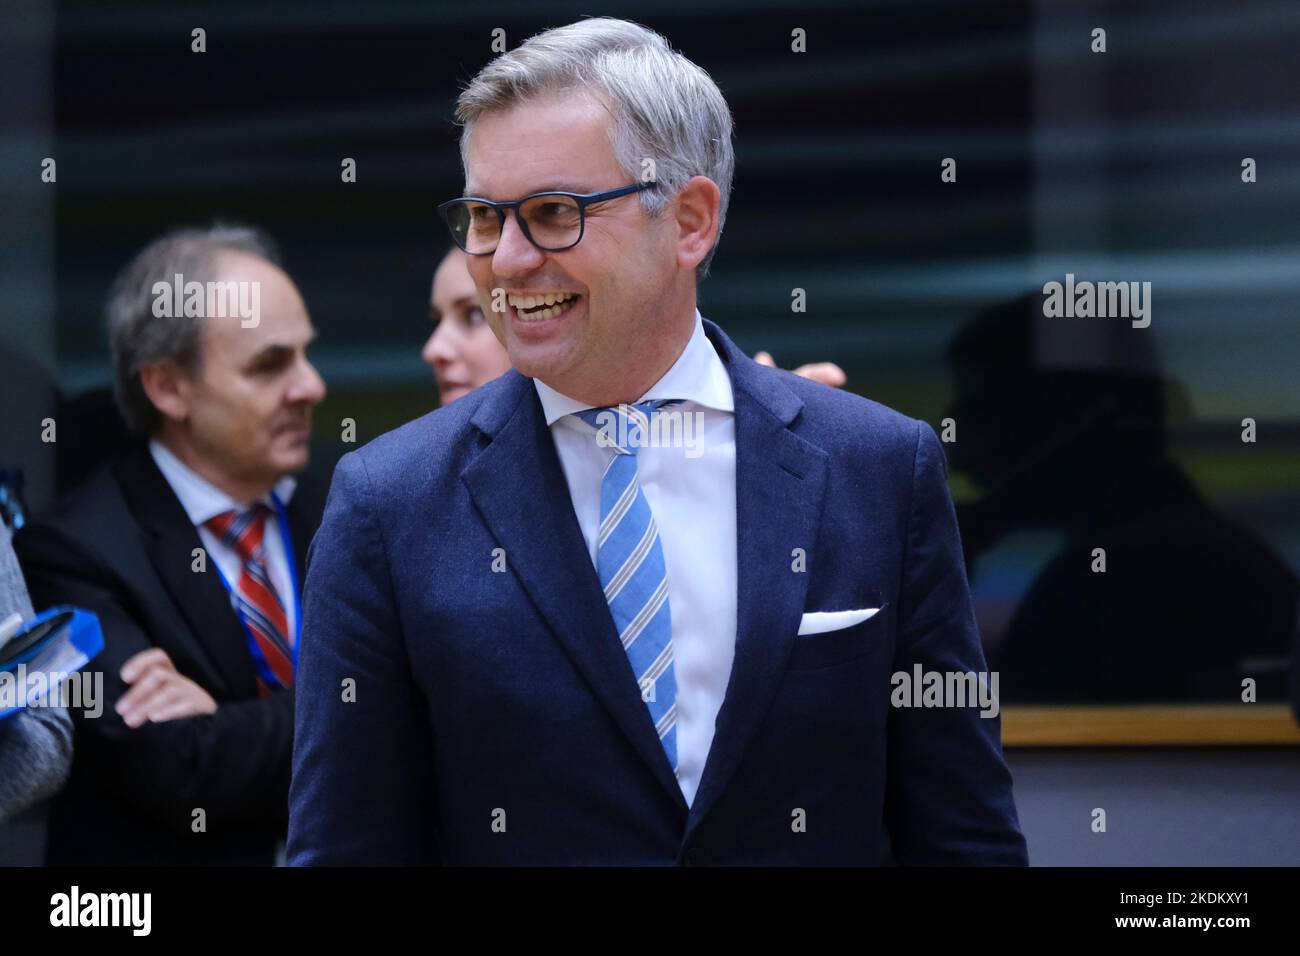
[508,292,576,310]
[514,295,579,322]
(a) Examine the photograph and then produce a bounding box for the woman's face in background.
[423,248,512,405]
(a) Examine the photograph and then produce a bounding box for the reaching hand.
[753,351,847,388]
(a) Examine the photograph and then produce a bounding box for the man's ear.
[673,175,722,272]
[138,360,194,425]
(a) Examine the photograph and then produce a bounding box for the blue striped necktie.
[572,401,680,771]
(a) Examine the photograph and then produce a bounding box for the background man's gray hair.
[106,224,280,435]
[455,17,735,281]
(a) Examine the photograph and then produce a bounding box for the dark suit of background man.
[16,225,327,865]
[289,17,1028,865]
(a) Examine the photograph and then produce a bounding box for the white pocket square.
[797,607,880,636]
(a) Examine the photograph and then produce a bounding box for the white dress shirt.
[149,439,300,642]
[533,310,737,808]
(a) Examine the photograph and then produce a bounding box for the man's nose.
[491,210,545,279]
[290,356,327,405]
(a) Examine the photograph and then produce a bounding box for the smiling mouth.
[508,292,581,322]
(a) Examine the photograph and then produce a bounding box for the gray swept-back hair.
[455,17,734,281]
[106,223,280,435]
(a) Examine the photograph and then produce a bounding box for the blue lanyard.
[210,491,301,690]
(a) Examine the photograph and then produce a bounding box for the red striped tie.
[206,506,294,697]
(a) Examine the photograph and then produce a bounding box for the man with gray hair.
[290,18,1027,865]
[16,224,327,864]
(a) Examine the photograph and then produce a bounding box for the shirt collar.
[149,438,296,528]
[533,309,735,426]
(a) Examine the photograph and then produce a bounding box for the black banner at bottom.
[0,866,1285,941]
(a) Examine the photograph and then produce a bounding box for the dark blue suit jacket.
[287,319,1028,865]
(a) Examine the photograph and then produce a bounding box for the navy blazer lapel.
[684,321,830,844]
[460,373,690,815]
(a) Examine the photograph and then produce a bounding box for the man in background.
[16,225,327,864]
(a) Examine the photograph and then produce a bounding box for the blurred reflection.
[948,294,1298,702]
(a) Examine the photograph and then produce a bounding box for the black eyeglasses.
[438,181,657,255]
